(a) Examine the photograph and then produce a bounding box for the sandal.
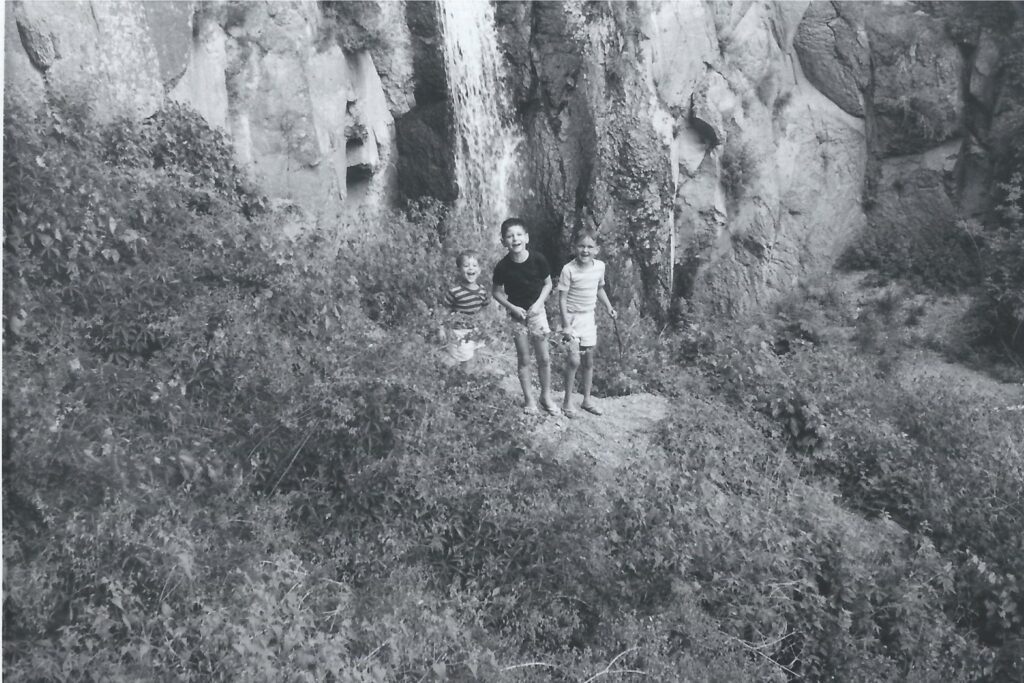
[523,405,539,415]
[541,401,561,416]
[580,402,603,416]
[562,407,578,419]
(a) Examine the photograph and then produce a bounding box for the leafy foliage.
[697,284,1024,680]
[720,135,757,207]
[962,173,1024,356]
[5,91,1021,681]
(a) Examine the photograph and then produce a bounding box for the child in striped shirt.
[438,249,490,368]
[558,230,616,417]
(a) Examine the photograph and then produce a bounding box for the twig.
[612,315,625,360]
[359,639,390,663]
[582,647,645,683]
[724,632,802,679]
[500,661,563,672]
[583,669,646,682]
[269,420,318,494]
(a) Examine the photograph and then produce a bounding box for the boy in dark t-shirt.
[492,218,560,415]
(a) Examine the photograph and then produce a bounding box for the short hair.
[455,249,480,267]
[573,228,600,245]
[500,217,527,239]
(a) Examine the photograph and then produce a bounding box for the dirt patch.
[494,369,671,474]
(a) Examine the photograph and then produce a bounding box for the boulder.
[793,1,869,117]
[867,6,963,157]
[865,140,963,268]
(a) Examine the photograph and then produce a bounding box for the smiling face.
[502,224,529,258]
[573,235,599,265]
[458,256,480,284]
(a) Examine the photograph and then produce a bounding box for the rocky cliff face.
[5,0,415,225]
[795,0,1022,284]
[492,0,1020,317]
[5,1,1019,316]
[493,1,867,317]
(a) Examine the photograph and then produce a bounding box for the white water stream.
[438,0,523,233]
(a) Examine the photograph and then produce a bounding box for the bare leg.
[562,343,580,411]
[580,347,595,406]
[513,331,536,409]
[532,334,557,411]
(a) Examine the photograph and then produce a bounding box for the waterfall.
[438,0,522,234]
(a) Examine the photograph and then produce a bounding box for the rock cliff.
[5,1,1020,316]
[494,1,867,317]
[5,0,414,224]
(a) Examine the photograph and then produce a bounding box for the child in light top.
[492,218,560,415]
[558,229,616,417]
[438,249,489,368]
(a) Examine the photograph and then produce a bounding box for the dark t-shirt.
[492,251,552,309]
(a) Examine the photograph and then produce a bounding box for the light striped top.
[444,282,489,315]
[557,259,605,313]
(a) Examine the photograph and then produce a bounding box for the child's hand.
[607,307,618,319]
[437,327,448,344]
[511,306,528,321]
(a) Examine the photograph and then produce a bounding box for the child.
[492,218,560,415]
[438,249,490,369]
[557,229,616,417]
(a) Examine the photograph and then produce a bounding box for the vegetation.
[4,94,1022,681]
[841,9,1024,361]
[720,135,757,208]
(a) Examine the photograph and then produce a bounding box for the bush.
[720,136,757,207]
[963,172,1024,357]
[652,397,987,681]
[7,83,1020,682]
[839,215,981,293]
[0,93,766,680]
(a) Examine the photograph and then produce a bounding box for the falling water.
[438,0,523,233]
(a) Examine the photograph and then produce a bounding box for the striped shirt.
[557,259,605,313]
[444,282,489,315]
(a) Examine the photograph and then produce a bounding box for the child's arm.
[528,276,553,315]
[558,288,570,330]
[597,285,617,318]
[556,265,571,330]
[493,283,526,320]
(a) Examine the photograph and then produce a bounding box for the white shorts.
[446,328,485,362]
[564,310,597,347]
[508,308,550,338]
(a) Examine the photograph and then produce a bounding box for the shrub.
[963,172,1024,357]
[653,397,987,680]
[839,214,981,293]
[720,136,757,207]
